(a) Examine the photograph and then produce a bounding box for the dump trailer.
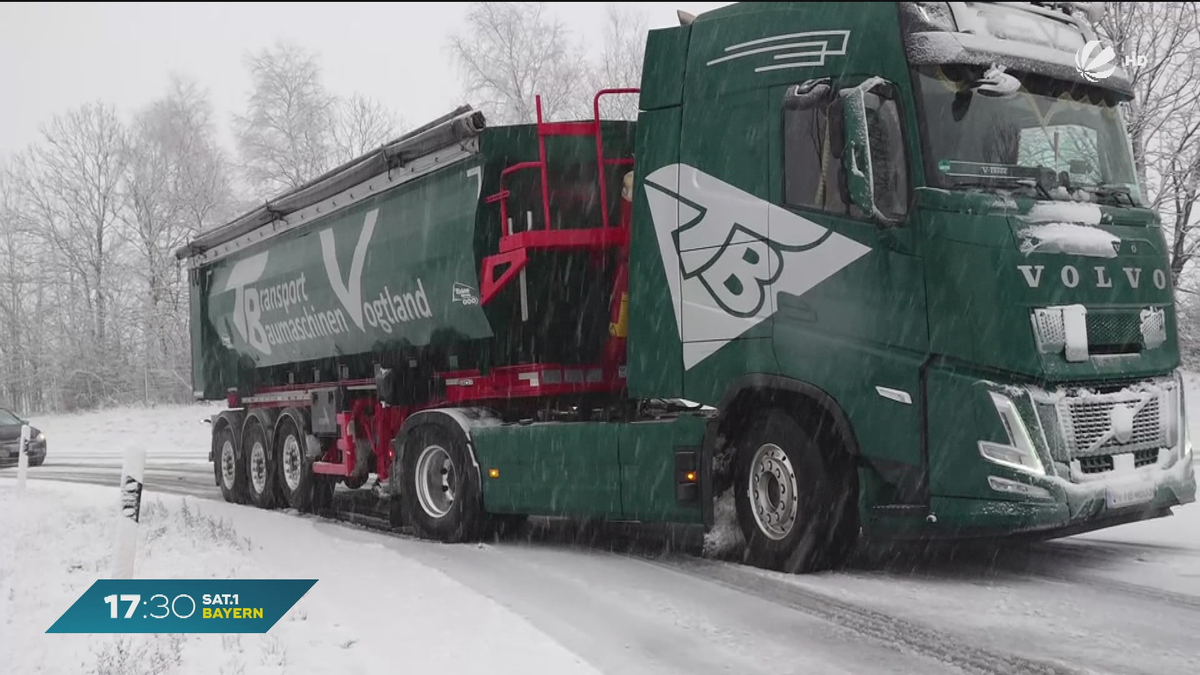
[178,1,1196,573]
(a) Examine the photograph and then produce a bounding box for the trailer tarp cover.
[174,106,486,261]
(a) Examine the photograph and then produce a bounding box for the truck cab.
[628,1,1196,553]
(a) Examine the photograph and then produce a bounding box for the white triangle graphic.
[644,163,871,370]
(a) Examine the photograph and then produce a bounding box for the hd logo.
[643,163,871,370]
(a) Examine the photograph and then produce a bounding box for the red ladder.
[480,88,639,306]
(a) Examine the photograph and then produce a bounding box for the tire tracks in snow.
[967,562,1200,613]
[658,557,1096,675]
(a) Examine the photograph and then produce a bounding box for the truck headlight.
[979,391,1046,476]
[35,432,45,443]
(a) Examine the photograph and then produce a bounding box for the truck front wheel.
[401,424,484,543]
[734,410,849,573]
[216,422,249,504]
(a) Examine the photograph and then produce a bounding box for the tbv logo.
[1075,40,1145,82]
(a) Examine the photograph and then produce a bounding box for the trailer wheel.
[275,416,316,512]
[734,409,847,573]
[216,422,249,504]
[244,419,278,510]
[401,424,483,543]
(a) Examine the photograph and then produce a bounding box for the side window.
[783,80,910,222]
[782,80,849,215]
[864,90,909,220]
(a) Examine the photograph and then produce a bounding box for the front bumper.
[910,450,1195,540]
[879,367,1198,541]
[0,440,46,464]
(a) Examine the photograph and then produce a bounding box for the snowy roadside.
[0,479,600,675]
[18,403,220,466]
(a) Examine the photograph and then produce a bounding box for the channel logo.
[1075,40,1117,82]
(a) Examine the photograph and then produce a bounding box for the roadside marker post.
[15,424,30,491]
[112,445,147,580]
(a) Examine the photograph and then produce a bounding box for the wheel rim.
[748,443,800,541]
[220,439,236,489]
[414,444,456,518]
[250,440,268,494]
[282,434,303,492]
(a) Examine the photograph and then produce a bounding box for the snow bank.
[0,480,600,675]
[27,402,220,464]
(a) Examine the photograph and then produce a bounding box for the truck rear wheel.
[733,409,850,573]
[401,424,483,543]
[244,419,278,510]
[275,415,316,512]
[216,422,248,504]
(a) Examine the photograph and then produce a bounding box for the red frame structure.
[481,88,639,306]
[242,88,641,481]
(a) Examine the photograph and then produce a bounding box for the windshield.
[0,409,21,425]
[913,64,1143,206]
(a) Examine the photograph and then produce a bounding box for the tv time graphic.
[46,579,316,634]
[1075,40,1146,82]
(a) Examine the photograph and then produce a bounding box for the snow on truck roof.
[901,2,1133,95]
[173,106,487,264]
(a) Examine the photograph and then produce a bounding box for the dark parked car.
[0,407,46,467]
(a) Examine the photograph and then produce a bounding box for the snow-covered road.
[3,402,1199,674]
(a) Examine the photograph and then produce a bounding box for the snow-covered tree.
[331,93,402,165]
[447,2,592,124]
[233,42,337,196]
[588,3,649,121]
[123,76,234,402]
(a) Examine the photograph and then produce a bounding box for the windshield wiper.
[1082,184,1138,207]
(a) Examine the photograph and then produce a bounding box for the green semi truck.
[177,1,1196,572]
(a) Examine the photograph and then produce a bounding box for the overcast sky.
[0,2,732,163]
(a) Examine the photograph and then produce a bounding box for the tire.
[215,422,249,504]
[28,455,45,467]
[243,419,278,510]
[401,424,484,542]
[275,415,317,512]
[733,409,853,573]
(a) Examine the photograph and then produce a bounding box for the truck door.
[649,88,780,377]
[767,77,931,498]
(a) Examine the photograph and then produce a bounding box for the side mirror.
[841,84,875,216]
[839,78,904,227]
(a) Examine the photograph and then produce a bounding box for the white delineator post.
[15,424,31,491]
[112,445,147,580]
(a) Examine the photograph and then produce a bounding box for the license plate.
[1106,483,1156,509]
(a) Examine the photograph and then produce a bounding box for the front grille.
[1055,384,1174,459]
[1076,449,1161,475]
[1086,311,1143,353]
